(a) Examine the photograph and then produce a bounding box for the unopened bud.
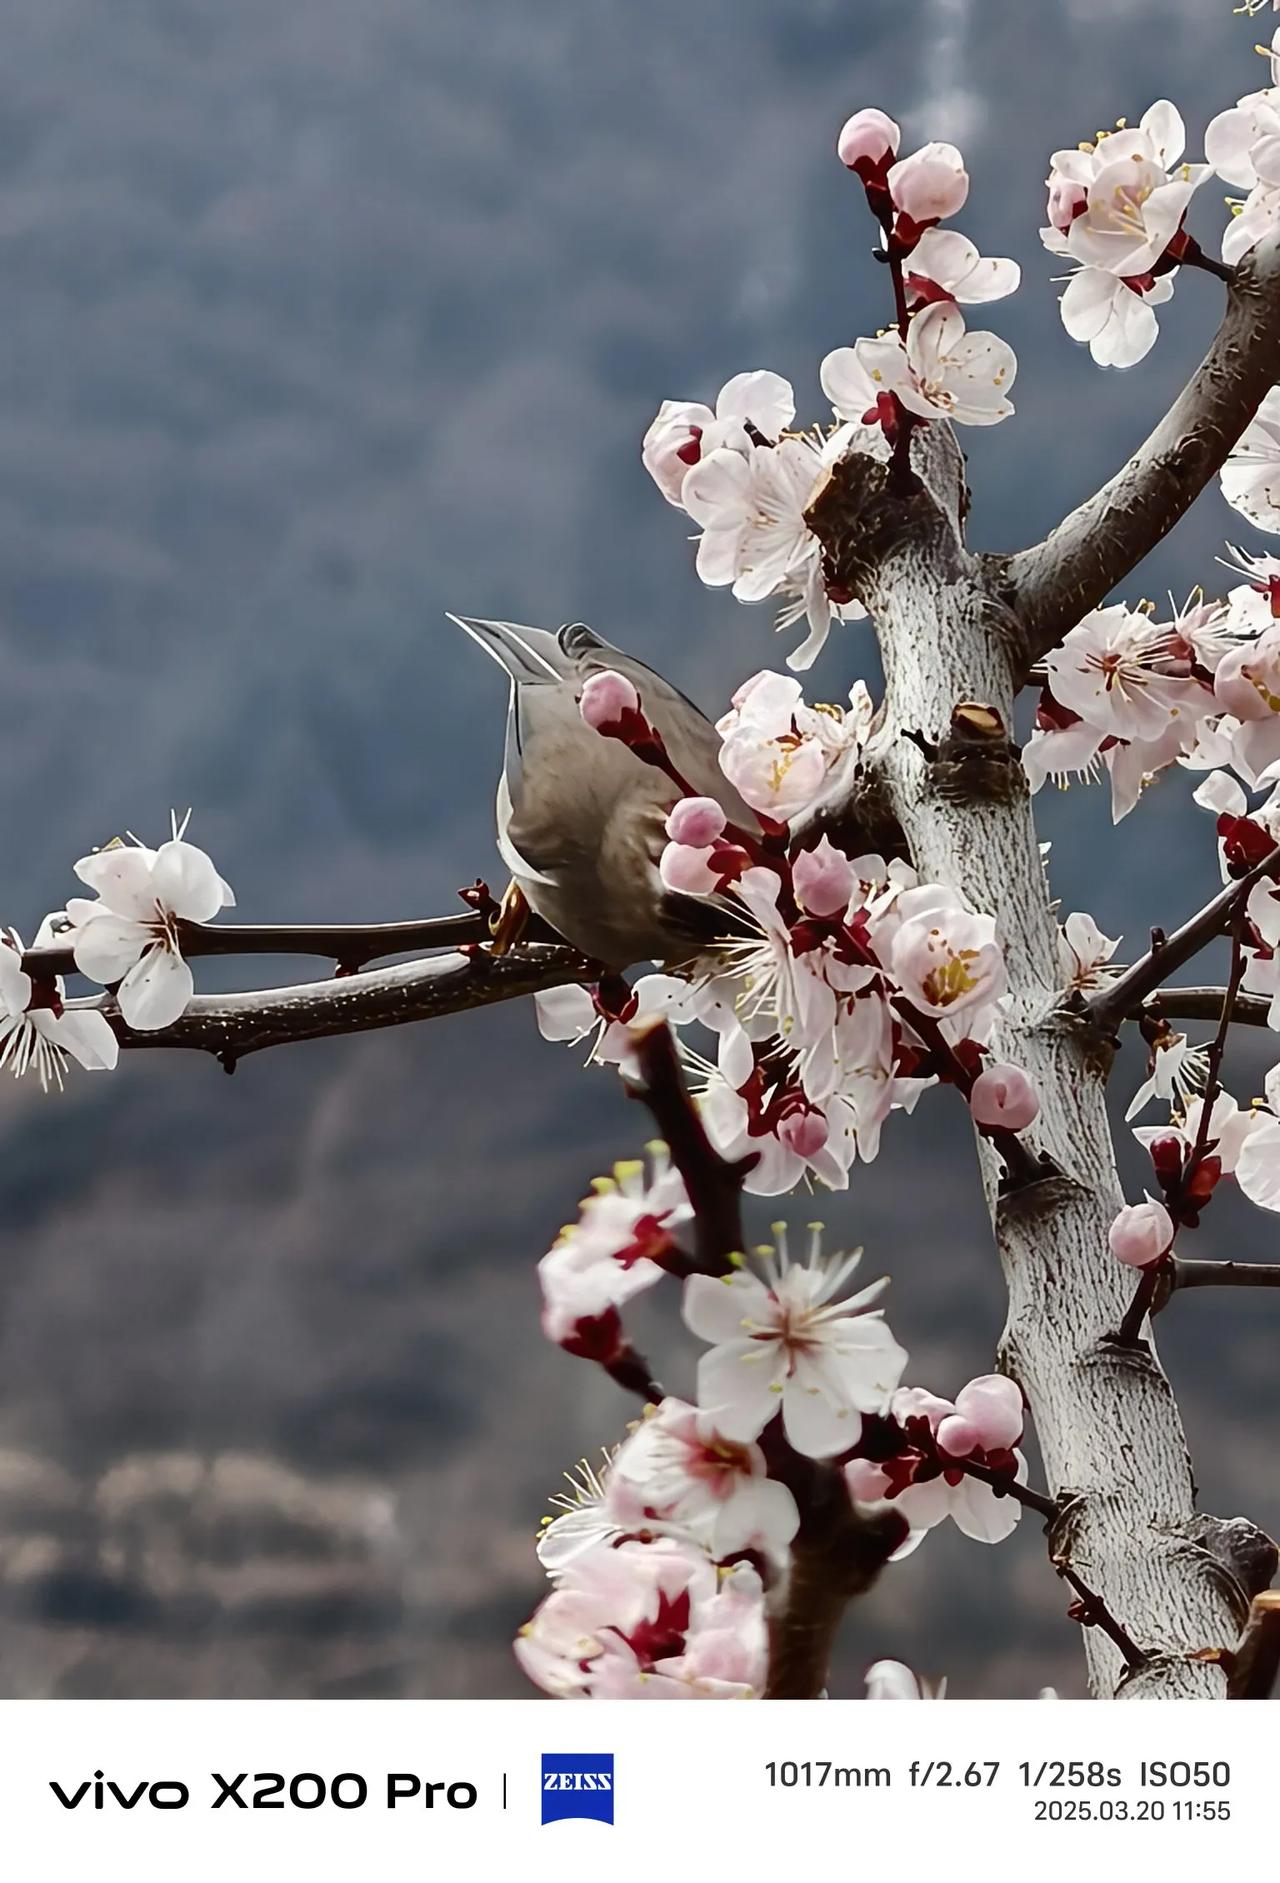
[969,1063,1039,1132]
[1108,1197,1174,1269]
[837,107,901,174]
[579,669,641,730]
[665,796,727,847]
[793,836,856,918]
[954,1374,1024,1450]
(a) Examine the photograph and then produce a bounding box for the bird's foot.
[488,880,530,956]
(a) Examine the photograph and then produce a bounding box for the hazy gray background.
[0,0,1275,1699]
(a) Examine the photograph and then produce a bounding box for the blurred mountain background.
[0,0,1276,1699]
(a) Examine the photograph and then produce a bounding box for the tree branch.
[762,1487,909,1699]
[1084,843,1280,1035]
[1171,1257,1280,1293]
[21,906,568,980]
[1004,231,1280,670]
[1055,1563,1149,1674]
[1143,987,1271,1029]
[71,944,591,1068]
[621,1017,751,1276]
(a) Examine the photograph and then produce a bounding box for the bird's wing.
[555,623,762,834]
[495,773,561,887]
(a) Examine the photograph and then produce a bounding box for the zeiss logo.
[541,1753,614,1826]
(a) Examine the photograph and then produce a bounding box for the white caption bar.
[0,1698,1263,1880]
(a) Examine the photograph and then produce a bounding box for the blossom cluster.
[521,1209,1028,1697]
[641,111,1017,669]
[1208,30,1280,269]
[540,667,1049,1197]
[1022,570,1280,822]
[1041,101,1210,368]
[0,817,235,1089]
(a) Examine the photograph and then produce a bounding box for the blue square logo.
[541,1753,614,1825]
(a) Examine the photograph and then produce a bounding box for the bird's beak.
[444,613,562,684]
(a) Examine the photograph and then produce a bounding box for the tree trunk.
[812,427,1272,1697]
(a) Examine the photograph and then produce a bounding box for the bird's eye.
[558,621,602,657]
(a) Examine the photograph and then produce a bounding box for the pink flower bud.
[888,142,969,224]
[969,1063,1039,1132]
[954,1374,1024,1450]
[659,841,719,896]
[779,1107,829,1159]
[837,107,901,172]
[665,796,727,847]
[579,669,640,729]
[1108,1198,1174,1269]
[936,1414,981,1459]
[844,1457,893,1503]
[793,836,856,918]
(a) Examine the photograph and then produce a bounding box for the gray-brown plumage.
[447,615,761,968]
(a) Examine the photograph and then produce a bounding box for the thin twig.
[620,1017,750,1275]
[1175,906,1248,1210]
[1144,987,1271,1029]
[960,1462,1148,1672]
[1086,844,1280,1035]
[19,908,565,981]
[959,1457,1059,1522]
[1170,1258,1280,1292]
[1115,1263,1162,1347]
[1117,927,1248,1341]
[1056,1563,1149,1673]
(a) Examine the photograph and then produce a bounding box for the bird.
[446,614,762,969]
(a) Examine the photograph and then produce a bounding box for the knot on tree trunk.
[1179,1513,1278,1611]
[804,423,969,601]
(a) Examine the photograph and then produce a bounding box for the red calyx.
[558,1307,627,1364]
[1035,691,1082,734]
[1218,812,1277,875]
[620,1589,692,1668]
[1251,571,1280,619]
[904,272,954,309]
[862,389,901,443]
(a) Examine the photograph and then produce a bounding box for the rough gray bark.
[808,426,1273,1697]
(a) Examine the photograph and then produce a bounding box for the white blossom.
[538,1145,691,1343]
[1057,911,1121,993]
[0,929,118,1092]
[853,303,1016,427]
[1058,267,1174,369]
[641,371,796,505]
[611,1397,800,1564]
[1044,103,1209,277]
[516,1535,767,1699]
[1125,1031,1210,1122]
[64,819,235,1032]
[683,1227,905,1458]
[906,228,1020,305]
[1221,387,1280,531]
